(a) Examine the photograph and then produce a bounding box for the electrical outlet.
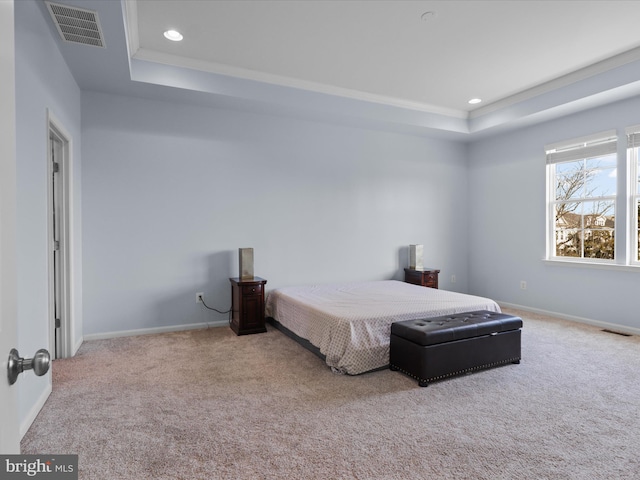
[520,281,527,290]
[451,274,456,283]
[196,292,204,303]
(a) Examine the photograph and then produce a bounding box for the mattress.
[264,280,501,375]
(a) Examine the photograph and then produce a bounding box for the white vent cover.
[46,1,105,48]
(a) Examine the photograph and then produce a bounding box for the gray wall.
[15,0,83,432]
[81,92,470,335]
[468,96,640,331]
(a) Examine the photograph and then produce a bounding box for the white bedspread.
[265,280,501,375]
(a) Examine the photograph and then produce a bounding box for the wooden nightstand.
[404,268,440,289]
[229,277,267,335]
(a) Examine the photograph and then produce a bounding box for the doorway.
[48,113,73,359]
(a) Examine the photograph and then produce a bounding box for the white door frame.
[47,111,75,359]
[0,0,21,454]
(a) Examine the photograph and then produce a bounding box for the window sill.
[542,258,640,272]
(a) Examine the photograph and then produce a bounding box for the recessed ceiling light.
[468,98,482,105]
[163,29,183,42]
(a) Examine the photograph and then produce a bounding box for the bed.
[264,280,501,375]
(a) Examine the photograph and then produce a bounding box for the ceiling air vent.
[45,1,105,48]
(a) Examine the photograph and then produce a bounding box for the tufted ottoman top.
[391,310,522,346]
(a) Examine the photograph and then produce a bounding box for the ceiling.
[41,0,640,138]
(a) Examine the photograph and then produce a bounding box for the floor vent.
[602,329,632,337]
[45,1,105,48]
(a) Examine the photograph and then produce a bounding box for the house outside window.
[546,131,617,262]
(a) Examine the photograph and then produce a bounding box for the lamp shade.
[239,248,254,279]
[409,244,423,270]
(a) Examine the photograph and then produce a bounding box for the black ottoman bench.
[389,310,522,387]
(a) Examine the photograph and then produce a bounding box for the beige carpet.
[21,308,640,479]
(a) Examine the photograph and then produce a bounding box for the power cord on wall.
[198,294,232,323]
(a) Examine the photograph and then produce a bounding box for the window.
[627,126,640,263]
[546,131,617,262]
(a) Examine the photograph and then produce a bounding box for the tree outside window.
[550,153,616,260]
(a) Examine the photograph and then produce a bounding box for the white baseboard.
[20,382,52,440]
[83,320,229,342]
[499,302,640,336]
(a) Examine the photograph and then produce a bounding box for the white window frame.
[545,130,618,264]
[626,125,640,266]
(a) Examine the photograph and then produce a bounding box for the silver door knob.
[7,348,50,385]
